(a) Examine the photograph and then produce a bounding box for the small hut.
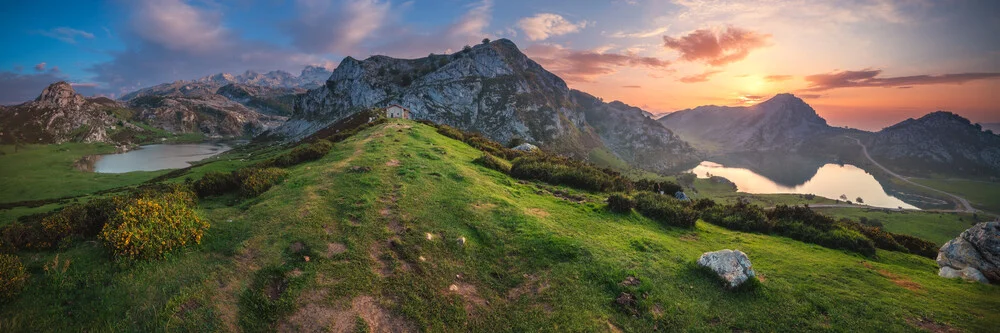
[386,104,411,119]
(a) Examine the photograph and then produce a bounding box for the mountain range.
[276,39,699,172]
[2,39,997,176]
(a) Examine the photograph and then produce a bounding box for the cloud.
[671,0,914,27]
[284,0,391,54]
[88,0,329,95]
[739,94,765,104]
[517,13,589,41]
[524,43,671,82]
[764,74,792,82]
[37,27,95,44]
[663,26,771,66]
[679,70,722,83]
[802,69,1000,91]
[608,26,669,38]
[622,85,642,88]
[34,63,46,72]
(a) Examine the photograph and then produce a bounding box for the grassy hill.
[1,119,998,332]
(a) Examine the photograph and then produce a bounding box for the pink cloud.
[679,70,722,83]
[525,44,671,82]
[803,69,1000,91]
[663,26,771,66]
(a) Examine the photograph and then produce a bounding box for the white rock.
[697,249,756,289]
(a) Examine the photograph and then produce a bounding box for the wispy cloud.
[764,74,792,82]
[284,0,391,54]
[607,26,669,38]
[37,27,94,44]
[679,70,722,83]
[802,69,1000,91]
[517,13,589,41]
[525,43,671,82]
[663,26,771,66]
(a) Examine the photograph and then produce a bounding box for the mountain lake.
[80,143,232,173]
[687,160,919,209]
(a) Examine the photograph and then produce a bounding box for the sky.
[1,0,998,130]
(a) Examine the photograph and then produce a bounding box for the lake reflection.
[89,143,230,173]
[688,161,919,209]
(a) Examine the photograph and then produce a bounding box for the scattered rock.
[697,249,757,289]
[937,221,999,284]
[620,276,640,287]
[457,237,466,246]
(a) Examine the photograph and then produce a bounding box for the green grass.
[689,177,838,207]
[0,143,168,204]
[1,119,997,332]
[910,177,1000,214]
[812,207,989,245]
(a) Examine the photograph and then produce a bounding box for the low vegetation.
[0,254,27,302]
[258,139,333,168]
[633,192,699,228]
[99,187,208,260]
[472,153,511,173]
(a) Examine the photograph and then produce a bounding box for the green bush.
[633,192,698,228]
[633,179,682,195]
[262,139,333,168]
[192,171,239,197]
[840,220,906,253]
[690,198,717,211]
[701,200,773,232]
[473,153,511,173]
[0,254,28,302]
[607,193,634,213]
[436,125,464,141]
[510,154,624,192]
[235,168,288,197]
[99,188,208,260]
[892,233,938,259]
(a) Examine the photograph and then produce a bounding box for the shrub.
[768,205,837,232]
[263,140,333,168]
[633,179,682,195]
[607,193,634,213]
[99,189,208,260]
[690,198,717,211]
[0,254,28,302]
[235,168,288,197]
[473,153,511,173]
[193,171,239,197]
[840,219,906,252]
[701,201,773,232]
[892,233,938,259]
[633,192,698,228]
[1,219,53,251]
[510,154,624,192]
[436,125,465,141]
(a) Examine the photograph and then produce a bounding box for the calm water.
[688,161,919,209]
[90,143,230,173]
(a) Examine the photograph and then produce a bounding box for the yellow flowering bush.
[0,254,28,302]
[236,167,288,197]
[99,190,208,260]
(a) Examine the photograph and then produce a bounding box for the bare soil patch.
[525,208,550,218]
[448,282,486,312]
[386,159,400,167]
[324,243,347,258]
[905,317,960,333]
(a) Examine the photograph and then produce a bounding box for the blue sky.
[1,0,998,129]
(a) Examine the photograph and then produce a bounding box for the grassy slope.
[814,207,988,246]
[910,178,1000,214]
[2,119,997,332]
[0,143,168,204]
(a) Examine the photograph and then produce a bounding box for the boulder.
[697,249,756,288]
[937,221,1000,283]
[512,143,538,152]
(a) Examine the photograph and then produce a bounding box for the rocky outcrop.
[697,249,757,288]
[937,221,1000,284]
[658,94,839,154]
[869,111,1000,176]
[276,39,699,172]
[0,82,139,144]
[126,90,287,138]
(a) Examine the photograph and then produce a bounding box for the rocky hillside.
[868,111,1000,176]
[124,83,289,138]
[658,94,839,153]
[276,39,698,172]
[0,82,143,144]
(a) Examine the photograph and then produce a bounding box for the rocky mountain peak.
[35,81,86,108]
[753,93,826,126]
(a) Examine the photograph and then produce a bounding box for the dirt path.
[845,136,976,213]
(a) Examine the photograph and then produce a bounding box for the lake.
[687,160,919,209]
[85,143,231,173]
